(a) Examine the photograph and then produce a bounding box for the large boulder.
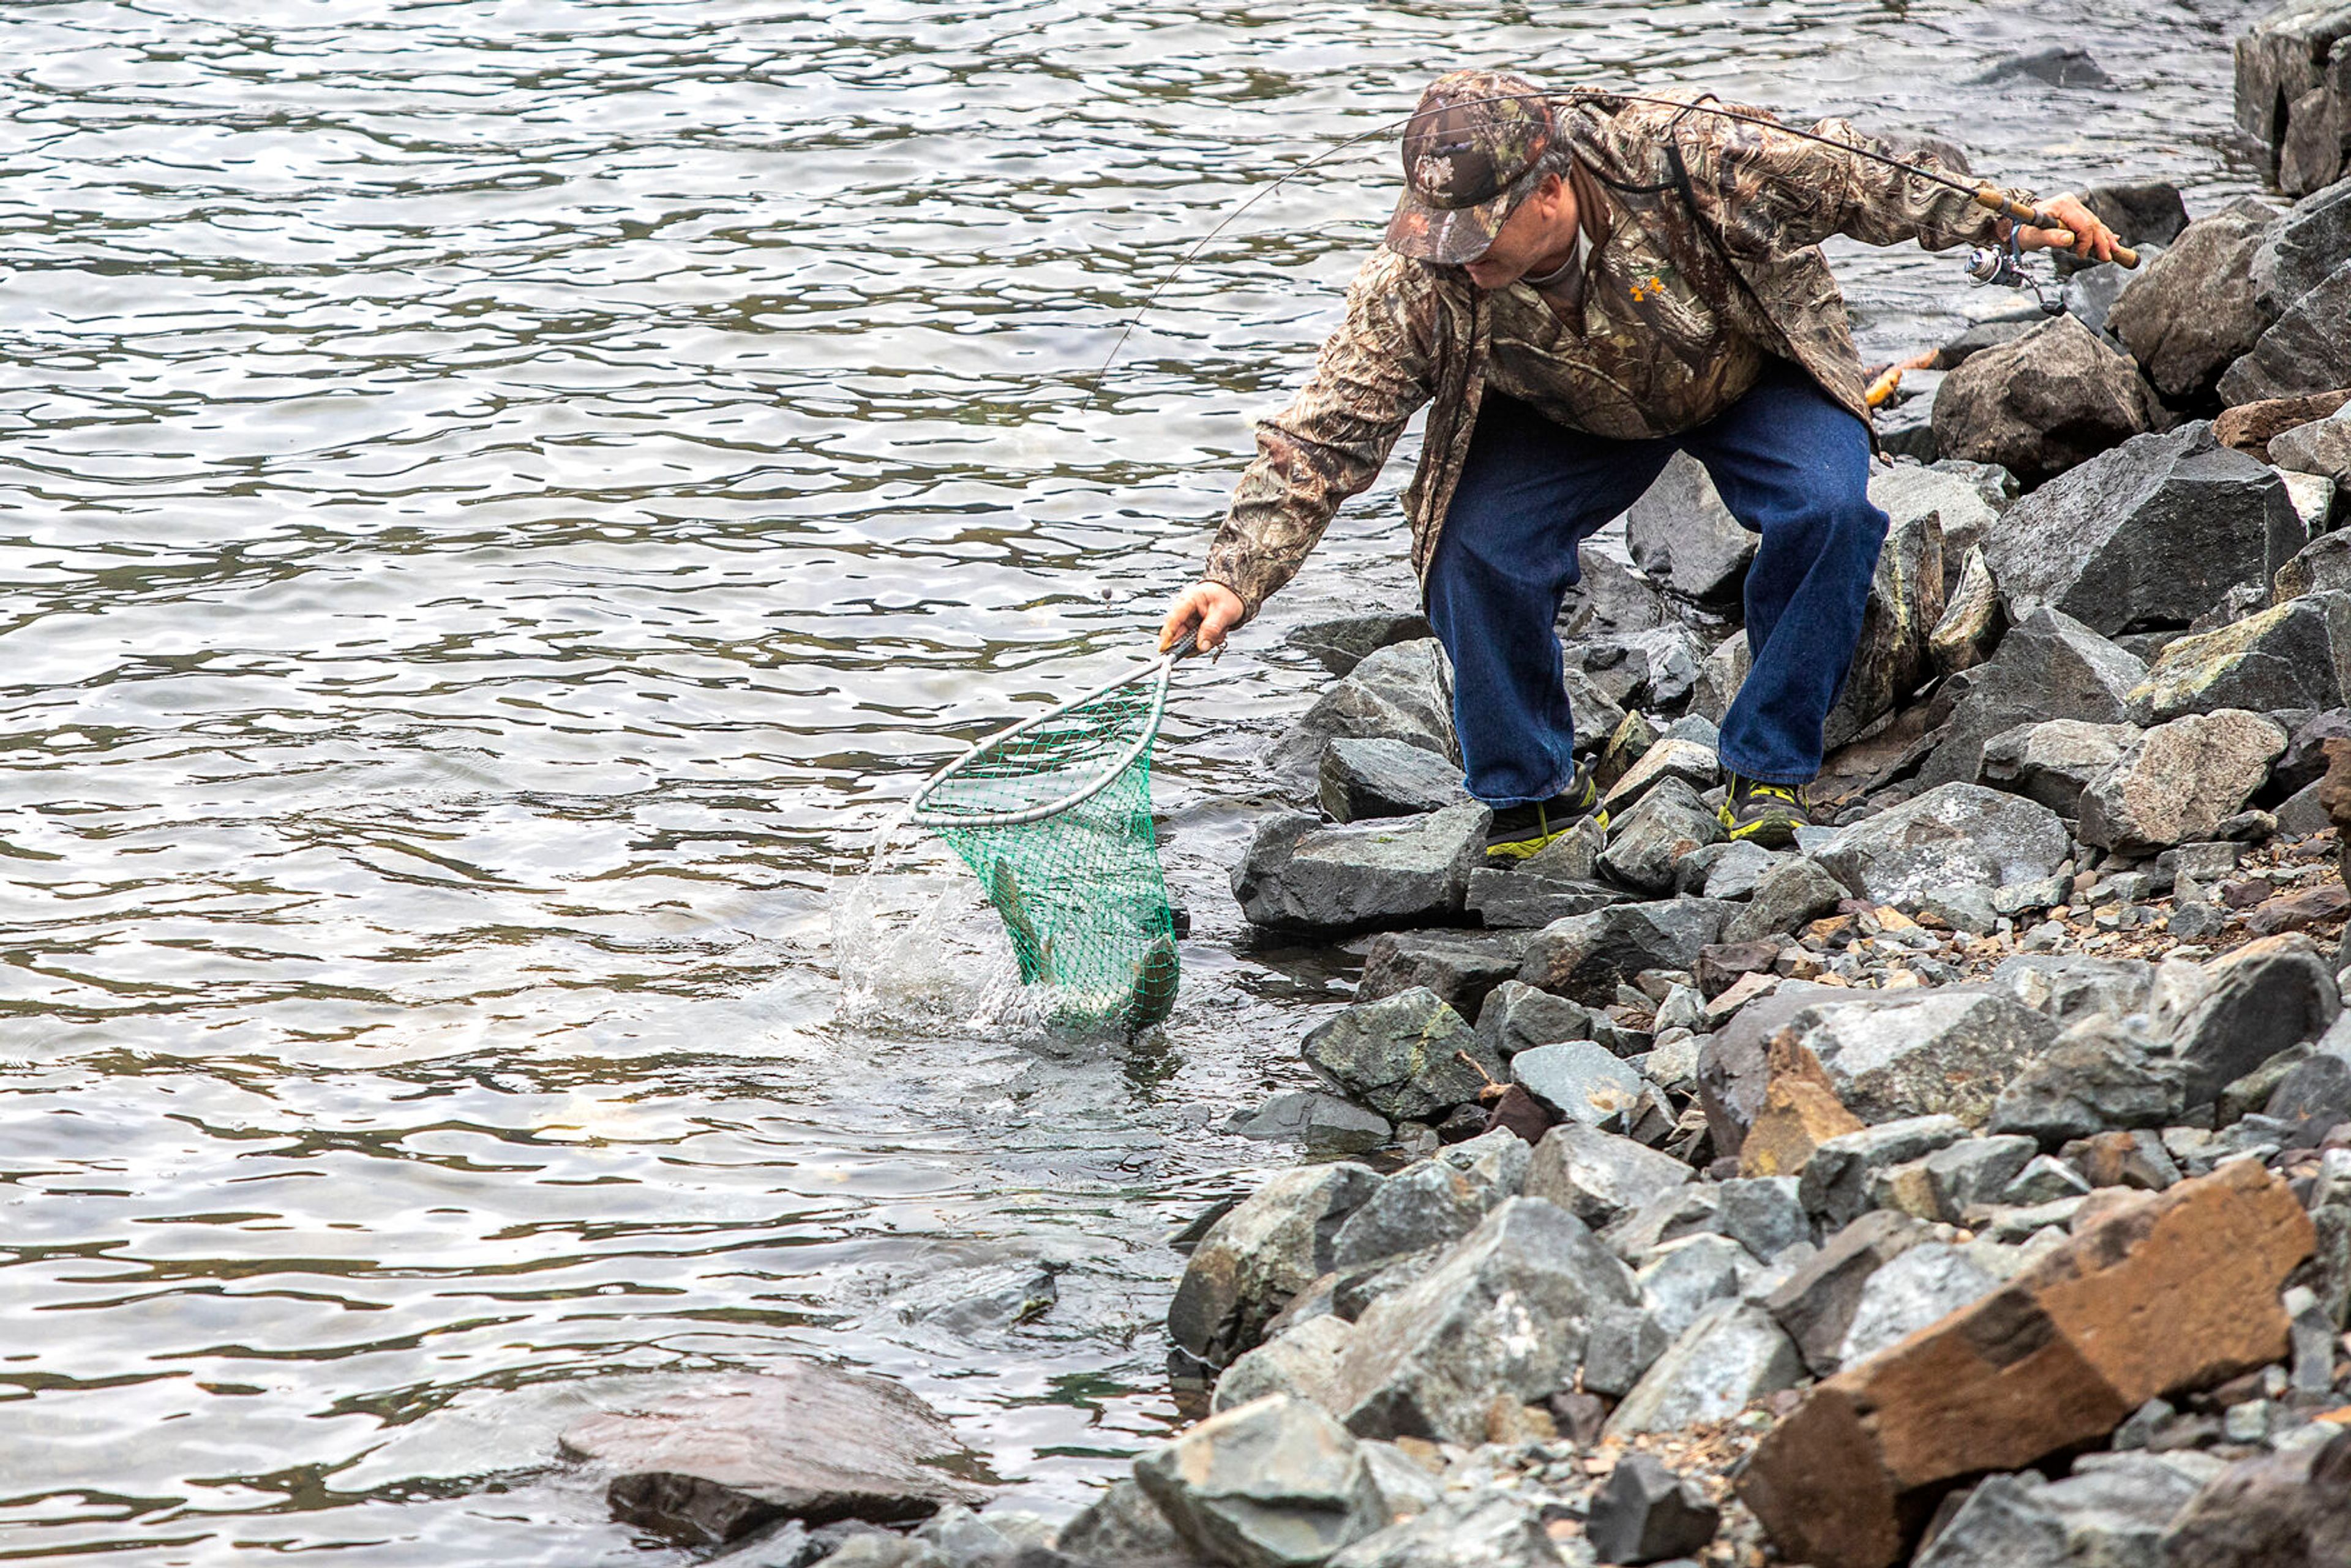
[2125,591,2351,722]
[1824,487,1947,750]
[1269,639,1456,787]
[1932,315,2156,486]
[1516,899,1738,1006]
[1133,1395,1391,1568]
[1625,451,1756,602]
[2169,932,2342,1105]
[1920,607,2145,787]
[2219,259,2351,404]
[1332,1153,1521,1274]
[2254,174,2351,315]
[1777,989,2061,1128]
[1169,1165,1382,1371]
[1987,1014,2188,1147]
[2233,0,2351,195]
[1301,988,1504,1123]
[2108,198,2281,400]
[2076,710,2289,852]
[1812,783,2071,907]
[1739,1162,2316,1568]
[1232,805,1490,934]
[1335,1198,1640,1442]
[1356,929,1531,1018]
[1603,1299,1805,1436]
[1318,738,1472,823]
[1286,612,1434,678]
[1981,422,2303,636]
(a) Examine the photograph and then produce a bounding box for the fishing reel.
[1962,227,2063,315]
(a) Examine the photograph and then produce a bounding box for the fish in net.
[909,640,1188,1030]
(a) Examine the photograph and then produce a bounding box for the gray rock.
[1932,314,2156,486]
[2126,593,2351,724]
[1691,980,1851,1157]
[1838,1242,2006,1367]
[2061,256,2143,337]
[1133,1394,1390,1568]
[1562,667,1628,751]
[1323,1493,1568,1568]
[1463,869,1625,930]
[1689,839,1781,901]
[1985,955,2157,1026]
[1332,1248,1445,1322]
[1052,1478,1203,1568]
[1978,719,2137,816]
[1333,1159,1517,1272]
[1625,451,1757,602]
[1931,544,2006,677]
[1517,815,1608,882]
[1596,778,1725,896]
[1511,1040,1654,1131]
[1583,1299,1673,1399]
[1559,540,1671,640]
[1763,1209,1933,1376]
[1516,899,1738,1007]
[1319,738,1472,823]
[1601,1184,1725,1263]
[1475,980,1602,1058]
[2109,198,2282,400]
[1604,736,1722,814]
[1786,987,2060,1129]
[1902,1134,2042,1221]
[912,1505,1049,1566]
[1270,639,1456,787]
[1982,423,2303,636]
[1918,1456,2214,1568]
[1234,806,1490,935]
[1212,1316,1357,1417]
[1920,607,2147,788]
[1523,1122,1693,1229]
[2269,407,2351,487]
[2077,710,2289,853]
[808,1536,947,1568]
[1302,989,1503,1123]
[1637,1233,1753,1339]
[1717,1177,1811,1260]
[1603,1299,1804,1436]
[2171,933,2343,1105]
[1722,855,1848,944]
[1824,487,1948,750]
[1169,1166,1382,1371]
[1586,1454,1722,1566]
[1690,630,1751,729]
[1973,44,2110,86]
[1288,613,1436,678]
[2158,1425,2351,1564]
[1799,1115,1972,1229]
[1813,783,2070,907]
[1226,1091,1393,1155]
[2001,1153,2095,1206]
[2220,258,2351,404]
[2252,174,2351,317]
[1871,460,2003,568]
[1357,929,1531,1018]
[1337,1198,1639,1442]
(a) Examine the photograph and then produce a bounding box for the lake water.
[0,1,2265,1561]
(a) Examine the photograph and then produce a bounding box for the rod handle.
[1972,187,2140,268]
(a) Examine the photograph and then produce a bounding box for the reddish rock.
[1738,1032,1867,1179]
[2245,883,2351,937]
[1482,1082,1559,1145]
[2213,388,2351,460]
[1697,939,1783,999]
[1737,1161,2315,1568]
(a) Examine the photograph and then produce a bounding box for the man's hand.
[1160,581,1245,654]
[2014,193,2122,263]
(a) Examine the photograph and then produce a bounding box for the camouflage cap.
[1385,70,1556,264]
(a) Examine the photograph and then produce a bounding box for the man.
[1158,71,2118,852]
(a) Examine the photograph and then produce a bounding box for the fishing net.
[909,646,1183,1031]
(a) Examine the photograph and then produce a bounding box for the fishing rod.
[1081,86,2137,407]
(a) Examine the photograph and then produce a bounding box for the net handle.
[907,635,1194,829]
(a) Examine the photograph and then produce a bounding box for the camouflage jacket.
[1201,89,2033,619]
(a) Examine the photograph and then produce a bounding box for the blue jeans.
[1426,362,1889,805]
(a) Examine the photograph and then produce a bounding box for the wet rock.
[1169,1165,1381,1371]
[1919,607,2146,787]
[1474,980,1603,1058]
[1586,1454,1722,1566]
[1269,639,1456,787]
[2109,198,2281,400]
[1323,1493,1565,1568]
[1987,423,2303,636]
[1133,1394,1390,1568]
[1235,806,1490,936]
[1333,1155,1521,1274]
[1933,315,2156,487]
[1523,1122,1692,1230]
[1763,1210,1933,1377]
[1625,451,1756,602]
[1052,1477,1203,1567]
[1813,783,2071,910]
[1337,1198,1639,1442]
[2156,1425,2351,1567]
[1212,1316,1357,1416]
[2077,710,2289,853]
[1739,1162,2317,1568]
[1516,899,1738,1007]
[1799,1115,1972,1229]
[1510,1040,1652,1131]
[1356,929,1529,1018]
[1722,855,1848,944]
[1718,1176,1810,1261]
[1837,1242,2006,1368]
[1988,1015,2186,1147]
[1302,988,1504,1123]
[1605,1297,1804,1436]
[1318,738,1472,824]
[558,1366,984,1547]
[1914,1457,2214,1568]
[1288,613,1435,678]
[2127,593,2351,723]
[1977,719,2136,816]
[1824,492,1946,751]
[2223,260,2351,404]
[1462,869,1623,930]
[2172,932,2342,1104]
[1595,778,1723,896]
[1927,546,2004,677]
[1226,1092,1393,1155]
[1973,45,2110,86]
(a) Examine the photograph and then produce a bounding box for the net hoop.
[907,647,1178,831]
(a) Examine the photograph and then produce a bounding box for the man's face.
[1462,173,1579,290]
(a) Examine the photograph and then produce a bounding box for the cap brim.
[1384,184,1515,264]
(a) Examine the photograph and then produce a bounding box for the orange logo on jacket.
[1630,275,1667,301]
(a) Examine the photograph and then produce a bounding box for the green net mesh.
[917,670,1180,1031]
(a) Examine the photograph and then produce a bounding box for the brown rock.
[1738,1161,2316,1568]
[1482,1082,1559,1146]
[2213,388,2351,460]
[2245,883,2351,937]
[1738,1031,1867,1179]
[1697,939,1783,999]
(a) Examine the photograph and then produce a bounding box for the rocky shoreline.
[506,6,2351,1565]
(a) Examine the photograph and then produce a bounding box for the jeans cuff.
[1473,767,1582,809]
[1717,754,1815,789]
